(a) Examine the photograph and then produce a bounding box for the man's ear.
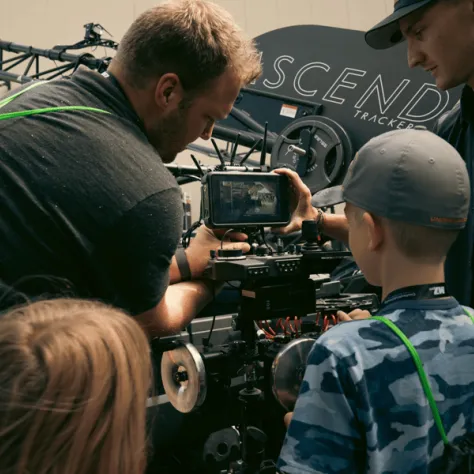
[464,0,474,15]
[154,73,184,110]
[363,212,384,252]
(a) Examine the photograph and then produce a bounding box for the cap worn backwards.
[341,129,470,230]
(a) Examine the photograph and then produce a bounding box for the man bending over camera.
[0,0,261,337]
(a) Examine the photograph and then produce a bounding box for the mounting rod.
[0,40,110,71]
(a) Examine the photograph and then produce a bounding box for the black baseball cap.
[365,0,435,50]
[325,129,470,230]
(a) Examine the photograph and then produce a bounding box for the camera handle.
[238,382,266,470]
[223,219,332,474]
[226,307,278,474]
[228,367,275,474]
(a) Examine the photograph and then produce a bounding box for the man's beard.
[147,105,189,164]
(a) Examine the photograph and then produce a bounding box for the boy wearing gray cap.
[277,129,474,474]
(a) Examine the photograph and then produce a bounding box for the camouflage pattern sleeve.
[277,341,364,474]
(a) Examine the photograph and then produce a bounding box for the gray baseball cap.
[365,0,435,50]
[328,129,470,230]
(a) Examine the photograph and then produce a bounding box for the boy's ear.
[363,212,384,252]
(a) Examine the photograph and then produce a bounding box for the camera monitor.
[201,172,291,229]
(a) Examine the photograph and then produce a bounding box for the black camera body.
[201,171,291,229]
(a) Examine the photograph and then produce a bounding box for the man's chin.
[436,76,463,92]
[161,152,179,164]
[435,80,449,91]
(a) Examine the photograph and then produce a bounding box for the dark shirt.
[433,86,474,307]
[0,66,183,315]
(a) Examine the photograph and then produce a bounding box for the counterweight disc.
[271,338,316,411]
[161,342,207,414]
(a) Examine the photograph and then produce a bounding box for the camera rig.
[158,219,378,474]
[156,127,378,474]
[160,253,377,473]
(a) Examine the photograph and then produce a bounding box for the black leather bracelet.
[315,208,325,227]
[175,247,192,282]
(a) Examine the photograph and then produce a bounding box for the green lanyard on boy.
[374,283,474,474]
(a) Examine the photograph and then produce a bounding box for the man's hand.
[337,308,371,322]
[271,168,318,235]
[185,225,250,278]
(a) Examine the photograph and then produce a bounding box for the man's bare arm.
[169,256,181,284]
[321,213,349,245]
[135,280,222,338]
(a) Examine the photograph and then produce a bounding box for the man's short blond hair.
[114,0,262,91]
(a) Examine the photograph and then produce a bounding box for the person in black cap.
[278,128,474,474]
[364,0,474,310]
[276,0,474,308]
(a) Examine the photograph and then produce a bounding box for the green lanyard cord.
[0,80,110,120]
[0,81,45,109]
[372,308,474,446]
[0,106,111,121]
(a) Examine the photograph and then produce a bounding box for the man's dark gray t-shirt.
[0,66,183,315]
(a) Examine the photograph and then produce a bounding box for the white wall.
[1,0,395,45]
[0,0,396,220]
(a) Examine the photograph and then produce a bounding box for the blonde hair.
[385,220,459,263]
[0,298,152,474]
[347,203,458,263]
[114,0,262,90]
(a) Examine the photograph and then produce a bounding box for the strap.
[382,283,448,307]
[0,80,110,120]
[463,307,474,324]
[372,316,449,445]
[175,247,192,282]
[0,106,111,121]
[0,81,45,109]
